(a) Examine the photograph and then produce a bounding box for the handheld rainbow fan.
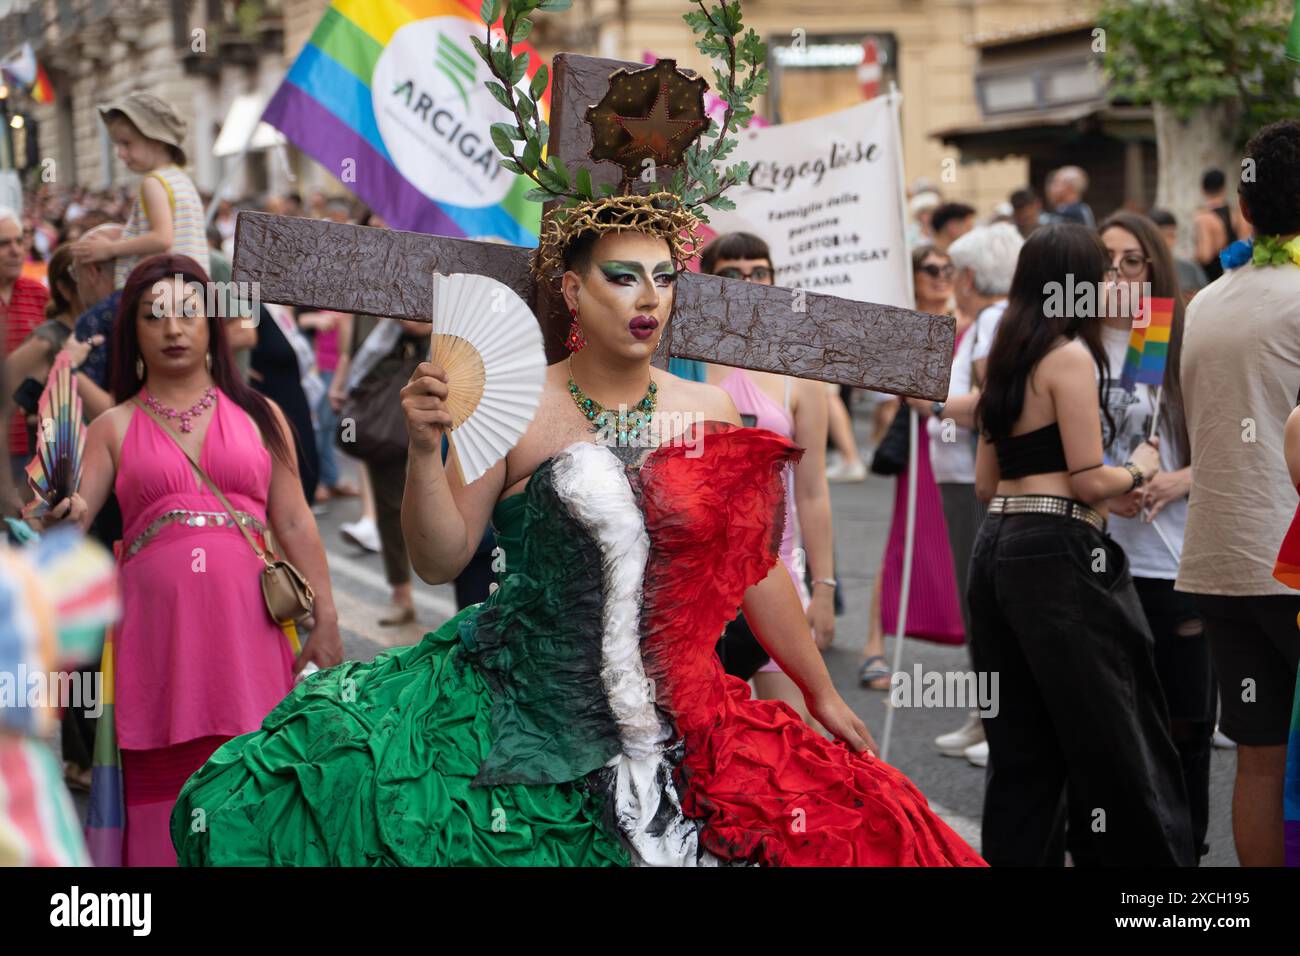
[428,273,546,485]
[23,351,86,518]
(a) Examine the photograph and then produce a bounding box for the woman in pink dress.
[58,254,343,865]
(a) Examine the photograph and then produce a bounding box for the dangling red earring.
[565,308,587,352]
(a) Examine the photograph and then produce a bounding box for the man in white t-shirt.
[1178,119,1300,867]
[907,222,1022,761]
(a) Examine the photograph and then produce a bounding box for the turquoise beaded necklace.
[567,356,659,445]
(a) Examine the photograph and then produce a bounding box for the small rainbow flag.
[1119,297,1174,391]
[1275,500,1300,590]
[1274,491,1300,866]
[264,0,547,243]
[31,63,53,104]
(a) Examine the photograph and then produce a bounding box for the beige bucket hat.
[97,91,188,165]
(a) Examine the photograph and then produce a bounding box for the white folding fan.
[428,272,546,485]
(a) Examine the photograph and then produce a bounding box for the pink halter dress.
[717,370,812,673]
[111,388,294,864]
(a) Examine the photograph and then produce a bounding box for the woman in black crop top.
[965,224,1196,867]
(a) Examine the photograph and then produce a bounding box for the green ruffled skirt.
[171,606,629,866]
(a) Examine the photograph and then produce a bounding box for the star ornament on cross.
[588,58,710,174]
[613,79,708,165]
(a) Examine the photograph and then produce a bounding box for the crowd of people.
[0,77,1297,869]
[845,126,1299,866]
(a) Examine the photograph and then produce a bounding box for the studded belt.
[124,508,267,560]
[987,494,1105,533]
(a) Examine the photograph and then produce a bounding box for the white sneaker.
[935,712,985,757]
[340,516,381,553]
[826,455,867,483]
[1212,726,1236,749]
[964,740,989,768]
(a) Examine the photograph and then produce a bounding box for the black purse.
[869,403,912,476]
[335,339,423,463]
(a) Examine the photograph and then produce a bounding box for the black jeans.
[1066,577,1213,864]
[967,509,1195,866]
[1136,578,1213,859]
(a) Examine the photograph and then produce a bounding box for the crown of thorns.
[531,191,702,278]
[471,0,767,278]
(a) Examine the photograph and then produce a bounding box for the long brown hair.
[1098,211,1190,467]
[977,223,1115,443]
[109,253,293,465]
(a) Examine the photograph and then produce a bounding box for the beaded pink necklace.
[143,387,217,433]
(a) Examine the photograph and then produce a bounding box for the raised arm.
[399,361,505,584]
[1050,344,1159,503]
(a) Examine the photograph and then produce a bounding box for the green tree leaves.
[1097,0,1293,143]
[470,0,767,212]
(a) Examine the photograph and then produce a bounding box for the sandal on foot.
[858,654,892,688]
[380,606,416,627]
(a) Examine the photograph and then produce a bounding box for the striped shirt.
[2,275,51,457]
[116,164,211,288]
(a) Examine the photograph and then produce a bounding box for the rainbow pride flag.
[264,0,547,243]
[1274,496,1300,865]
[30,63,53,104]
[1119,297,1174,391]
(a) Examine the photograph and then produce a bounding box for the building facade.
[2,0,1129,216]
[1,0,290,197]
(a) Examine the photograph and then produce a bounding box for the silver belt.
[987,495,1105,533]
[125,508,267,560]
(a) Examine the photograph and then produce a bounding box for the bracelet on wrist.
[812,578,837,590]
[1122,461,1145,492]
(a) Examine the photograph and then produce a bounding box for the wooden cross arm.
[669,274,953,399]
[231,210,536,320]
[232,210,954,400]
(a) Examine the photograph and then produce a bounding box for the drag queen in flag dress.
[171,1,984,868]
[171,218,984,867]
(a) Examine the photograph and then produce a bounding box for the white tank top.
[116,164,212,287]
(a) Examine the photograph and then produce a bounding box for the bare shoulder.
[659,373,740,425]
[792,376,827,409]
[91,401,134,436]
[87,401,136,461]
[1287,405,1300,437]
[1042,338,1095,374]
[262,394,291,432]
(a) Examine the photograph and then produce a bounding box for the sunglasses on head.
[919,263,954,280]
[716,265,773,282]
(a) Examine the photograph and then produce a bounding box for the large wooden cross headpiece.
[232,54,954,400]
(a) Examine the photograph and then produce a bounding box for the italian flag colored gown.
[172,424,984,866]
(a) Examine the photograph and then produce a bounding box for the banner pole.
[880,406,919,763]
[880,82,915,763]
[889,83,914,308]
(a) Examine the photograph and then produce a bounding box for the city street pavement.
[316,403,1238,866]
